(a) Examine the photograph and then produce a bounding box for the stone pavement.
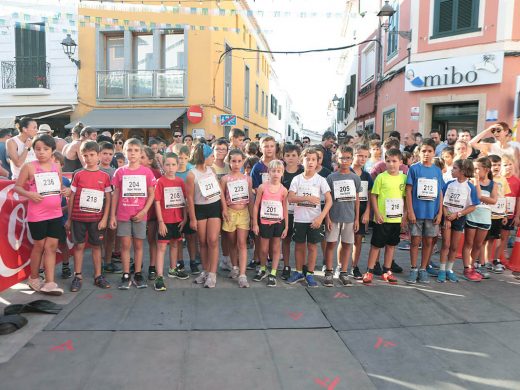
[1,240,520,390]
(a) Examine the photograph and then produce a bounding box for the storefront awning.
[0,105,73,128]
[65,108,186,129]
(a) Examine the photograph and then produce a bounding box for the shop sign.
[405,52,504,92]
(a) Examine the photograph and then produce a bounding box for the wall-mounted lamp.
[61,34,81,69]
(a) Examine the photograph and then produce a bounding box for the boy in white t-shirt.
[287,147,332,287]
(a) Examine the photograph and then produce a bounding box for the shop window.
[432,0,480,38]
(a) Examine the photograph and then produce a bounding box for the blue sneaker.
[286,271,305,285]
[446,270,459,282]
[437,270,446,283]
[426,265,439,276]
[429,260,440,269]
[305,274,318,288]
[406,269,418,284]
[418,269,430,284]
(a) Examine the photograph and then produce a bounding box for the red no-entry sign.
[187,105,203,124]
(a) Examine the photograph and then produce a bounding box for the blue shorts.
[465,220,491,231]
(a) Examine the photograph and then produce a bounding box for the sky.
[250,0,351,132]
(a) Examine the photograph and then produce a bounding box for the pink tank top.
[259,183,285,225]
[225,174,250,206]
[27,161,63,222]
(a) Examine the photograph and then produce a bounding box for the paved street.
[1,239,520,390]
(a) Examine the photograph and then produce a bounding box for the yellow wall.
[74,0,270,140]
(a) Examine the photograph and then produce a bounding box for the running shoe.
[437,270,447,283]
[398,240,411,250]
[446,270,459,282]
[204,272,216,288]
[238,275,250,288]
[429,260,440,269]
[418,269,430,284]
[351,266,363,280]
[406,269,418,284]
[426,265,439,276]
[373,262,383,276]
[491,259,505,273]
[362,272,373,284]
[266,274,277,287]
[382,270,398,284]
[229,267,239,279]
[148,266,157,281]
[246,260,258,270]
[103,262,122,274]
[474,264,490,279]
[322,271,334,287]
[70,276,82,292]
[190,261,201,275]
[168,267,190,280]
[194,271,207,284]
[94,275,110,289]
[463,268,482,282]
[118,273,131,290]
[220,257,232,271]
[40,282,64,296]
[61,263,72,279]
[253,269,267,282]
[27,276,42,292]
[306,274,318,287]
[391,260,403,273]
[281,266,291,280]
[339,272,353,286]
[133,273,148,289]
[286,271,305,285]
[154,276,167,291]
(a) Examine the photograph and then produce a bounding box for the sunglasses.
[174,134,182,138]
[116,141,124,145]
[491,128,502,134]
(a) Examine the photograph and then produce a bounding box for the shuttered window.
[432,0,480,38]
[14,23,46,88]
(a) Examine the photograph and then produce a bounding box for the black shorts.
[195,201,222,221]
[449,217,466,232]
[28,217,64,241]
[502,218,516,231]
[259,221,285,239]
[486,219,503,240]
[293,222,325,244]
[71,220,104,246]
[158,222,182,242]
[286,214,295,238]
[181,216,196,235]
[371,223,401,248]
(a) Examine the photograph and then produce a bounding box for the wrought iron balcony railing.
[97,69,185,100]
[1,60,50,89]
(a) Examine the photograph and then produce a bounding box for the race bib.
[385,198,403,219]
[359,181,369,202]
[34,172,60,196]
[443,186,468,211]
[333,179,356,202]
[417,178,438,201]
[288,202,295,214]
[122,175,147,197]
[490,197,507,217]
[261,172,269,184]
[297,185,319,208]
[506,197,517,217]
[227,179,249,203]
[478,190,491,209]
[79,188,104,213]
[198,175,221,200]
[164,187,185,209]
[260,200,283,221]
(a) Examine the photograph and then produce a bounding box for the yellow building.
[69,0,272,142]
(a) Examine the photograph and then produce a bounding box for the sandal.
[40,282,64,296]
[4,300,64,316]
[0,314,28,335]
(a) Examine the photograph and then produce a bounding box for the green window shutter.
[438,0,454,34]
[350,75,356,109]
[456,0,473,29]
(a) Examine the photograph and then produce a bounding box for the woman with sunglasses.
[469,122,520,161]
[113,132,125,153]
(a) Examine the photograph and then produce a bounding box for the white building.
[0,0,78,135]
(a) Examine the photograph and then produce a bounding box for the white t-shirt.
[289,173,331,223]
[489,142,520,158]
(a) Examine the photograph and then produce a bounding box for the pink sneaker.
[40,282,64,296]
[28,276,42,291]
[463,268,482,282]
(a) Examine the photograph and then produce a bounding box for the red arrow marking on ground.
[288,311,303,321]
[314,376,340,390]
[49,339,75,351]
[97,293,113,300]
[334,292,349,299]
[374,337,397,350]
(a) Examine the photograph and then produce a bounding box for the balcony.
[1,60,51,89]
[97,69,185,100]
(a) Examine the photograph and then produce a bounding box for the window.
[432,0,480,38]
[162,32,184,69]
[244,66,250,118]
[133,34,153,70]
[361,43,375,84]
[265,94,268,117]
[278,105,282,120]
[387,3,399,58]
[224,43,232,109]
[270,95,278,115]
[14,23,46,88]
[261,90,265,116]
[106,35,124,71]
[255,84,259,113]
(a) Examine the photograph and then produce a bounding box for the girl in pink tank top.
[252,160,288,287]
[14,134,69,295]
[221,149,254,287]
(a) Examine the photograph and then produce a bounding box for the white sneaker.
[229,267,239,279]
[238,275,249,288]
[40,282,64,296]
[204,272,216,288]
[220,257,232,271]
[194,271,207,284]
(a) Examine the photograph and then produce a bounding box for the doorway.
[431,102,478,139]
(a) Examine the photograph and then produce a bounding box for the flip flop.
[0,314,28,335]
[4,300,64,316]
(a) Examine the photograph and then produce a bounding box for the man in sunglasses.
[302,136,311,147]
[173,131,183,144]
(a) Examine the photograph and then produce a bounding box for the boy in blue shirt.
[405,138,444,284]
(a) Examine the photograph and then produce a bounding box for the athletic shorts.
[465,220,491,231]
[117,220,147,240]
[486,219,503,240]
[371,223,401,248]
[195,201,221,221]
[181,216,196,235]
[409,219,439,238]
[259,221,285,239]
[158,222,182,242]
[71,220,104,246]
[28,217,64,241]
[325,222,354,244]
[446,217,466,232]
[502,218,516,231]
[293,222,325,244]
[222,208,250,232]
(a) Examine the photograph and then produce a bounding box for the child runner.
[364,139,382,173]
[221,149,253,287]
[14,134,68,295]
[66,141,112,291]
[351,144,373,279]
[281,144,303,280]
[154,153,188,291]
[186,143,223,288]
[441,147,455,182]
[110,138,157,289]
[362,149,407,284]
[287,147,332,287]
[438,159,479,282]
[252,160,288,286]
[462,157,497,281]
[229,127,246,151]
[324,145,360,287]
[405,138,444,284]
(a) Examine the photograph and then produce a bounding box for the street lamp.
[61,34,81,68]
[377,1,412,41]
[332,94,340,107]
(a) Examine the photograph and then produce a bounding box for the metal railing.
[1,60,50,89]
[97,69,185,100]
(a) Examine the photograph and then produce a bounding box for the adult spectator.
[429,130,441,147]
[470,122,520,160]
[6,116,37,180]
[403,132,417,153]
[172,130,183,144]
[414,132,423,145]
[37,124,67,152]
[81,126,98,141]
[368,132,381,141]
[321,130,337,171]
[435,128,458,156]
[183,134,194,150]
[62,123,92,172]
[0,128,13,178]
[344,135,354,146]
[302,136,311,147]
[458,128,480,159]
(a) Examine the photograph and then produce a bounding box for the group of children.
[14,119,520,295]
